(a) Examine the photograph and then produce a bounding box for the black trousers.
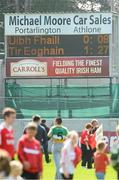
[92,147,96,163]
[42,142,50,163]
[61,173,73,180]
[81,144,93,169]
[118,171,119,180]
[22,170,39,180]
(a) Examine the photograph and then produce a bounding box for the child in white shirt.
[60,131,81,179]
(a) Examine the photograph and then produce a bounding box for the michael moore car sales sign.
[5,13,112,35]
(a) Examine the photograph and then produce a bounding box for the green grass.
[43,155,117,180]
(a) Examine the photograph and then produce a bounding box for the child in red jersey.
[18,122,43,180]
[94,141,109,180]
[81,123,93,169]
[0,107,16,159]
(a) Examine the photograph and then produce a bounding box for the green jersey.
[49,125,68,143]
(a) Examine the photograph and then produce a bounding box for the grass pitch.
[43,155,117,180]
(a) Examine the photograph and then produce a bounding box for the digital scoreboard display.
[7,34,109,57]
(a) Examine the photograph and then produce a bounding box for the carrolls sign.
[5,13,112,35]
[6,57,109,77]
[10,59,47,77]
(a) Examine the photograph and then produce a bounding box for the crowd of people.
[0,107,119,180]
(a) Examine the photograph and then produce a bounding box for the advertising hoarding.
[5,13,112,35]
[6,57,109,77]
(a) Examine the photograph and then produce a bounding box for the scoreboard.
[6,34,110,77]
[5,13,112,77]
[7,34,109,57]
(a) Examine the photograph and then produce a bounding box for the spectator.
[0,149,10,179]
[111,124,119,180]
[0,107,16,159]
[24,115,51,163]
[18,122,43,180]
[94,141,109,180]
[80,123,93,169]
[41,119,50,133]
[90,119,99,163]
[60,131,82,180]
[91,119,99,134]
[48,117,68,180]
[9,160,23,180]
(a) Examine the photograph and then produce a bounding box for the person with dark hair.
[48,117,68,180]
[80,123,93,169]
[41,119,50,133]
[0,107,16,159]
[0,149,11,179]
[24,115,50,163]
[91,119,99,134]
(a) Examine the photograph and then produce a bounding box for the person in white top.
[111,125,119,180]
[8,160,23,180]
[60,131,81,180]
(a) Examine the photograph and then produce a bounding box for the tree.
[112,0,119,13]
[32,0,111,12]
[76,0,111,12]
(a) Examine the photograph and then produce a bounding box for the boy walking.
[94,141,109,180]
[18,122,43,180]
[0,108,16,159]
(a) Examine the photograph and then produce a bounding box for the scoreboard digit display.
[6,34,109,57]
[82,34,109,56]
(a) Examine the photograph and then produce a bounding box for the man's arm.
[48,127,53,138]
[17,140,30,170]
[42,127,48,143]
[17,140,25,162]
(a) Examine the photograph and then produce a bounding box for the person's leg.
[118,171,119,180]
[92,148,96,163]
[96,172,105,180]
[22,171,38,179]
[31,173,39,180]
[23,171,39,180]
[22,171,31,179]
[69,174,74,179]
[42,142,50,163]
[61,173,67,179]
[81,144,87,167]
[87,147,93,169]
[61,174,74,180]
[52,143,63,180]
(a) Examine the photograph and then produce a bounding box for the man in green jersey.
[48,117,68,180]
